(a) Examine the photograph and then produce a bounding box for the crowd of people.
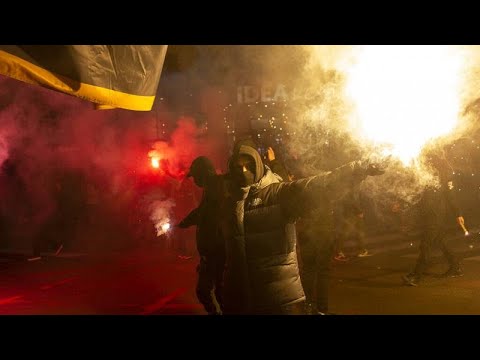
[175,139,391,314]
[0,136,468,315]
[174,137,472,315]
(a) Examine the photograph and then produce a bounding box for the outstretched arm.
[277,160,384,218]
[177,207,200,228]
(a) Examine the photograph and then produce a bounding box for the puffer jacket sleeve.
[277,160,369,219]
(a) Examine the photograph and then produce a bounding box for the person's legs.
[195,256,218,314]
[211,254,225,314]
[413,237,432,276]
[30,220,54,259]
[54,217,70,255]
[438,234,463,277]
[403,232,433,285]
[314,231,335,313]
[31,236,44,258]
[297,231,317,312]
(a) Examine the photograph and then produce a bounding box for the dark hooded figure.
[402,180,464,286]
[403,155,464,286]
[177,156,227,315]
[223,143,387,314]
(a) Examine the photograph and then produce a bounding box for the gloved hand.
[176,221,188,229]
[362,155,391,176]
[267,147,276,162]
[366,162,386,176]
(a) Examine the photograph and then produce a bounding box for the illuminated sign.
[237,84,288,104]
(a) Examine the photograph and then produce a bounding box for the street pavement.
[1,229,480,315]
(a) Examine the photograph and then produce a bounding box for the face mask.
[237,169,255,187]
[233,154,256,187]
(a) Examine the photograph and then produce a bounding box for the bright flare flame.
[148,149,162,170]
[345,45,465,165]
[151,157,160,169]
[155,222,171,236]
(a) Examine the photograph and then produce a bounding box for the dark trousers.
[413,229,458,276]
[196,254,225,315]
[297,229,335,313]
[32,216,75,256]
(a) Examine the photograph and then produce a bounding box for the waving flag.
[0,45,168,111]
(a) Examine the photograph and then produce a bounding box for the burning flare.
[344,45,465,165]
[148,149,162,170]
[161,222,171,232]
[149,199,175,237]
[151,156,160,169]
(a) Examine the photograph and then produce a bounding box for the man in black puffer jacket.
[223,144,387,314]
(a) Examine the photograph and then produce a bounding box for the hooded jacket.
[419,184,462,233]
[180,157,227,256]
[223,145,370,314]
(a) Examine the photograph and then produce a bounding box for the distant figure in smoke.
[334,188,370,260]
[177,156,227,315]
[31,170,85,259]
[0,159,31,250]
[222,141,387,314]
[403,167,464,286]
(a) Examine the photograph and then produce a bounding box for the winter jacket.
[223,144,370,314]
[180,158,227,257]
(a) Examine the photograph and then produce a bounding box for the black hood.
[187,156,216,179]
[232,138,258,154]
[230,144,265,183]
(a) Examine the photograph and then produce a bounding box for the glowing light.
[150,199,175,237]
[148,148,162,170]
[151,157,160,169]
[345,45,465,165]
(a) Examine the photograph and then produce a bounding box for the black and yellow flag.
[0,45,168,111]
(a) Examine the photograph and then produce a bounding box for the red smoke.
[0,73,229,251]
[148,116,223,179]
